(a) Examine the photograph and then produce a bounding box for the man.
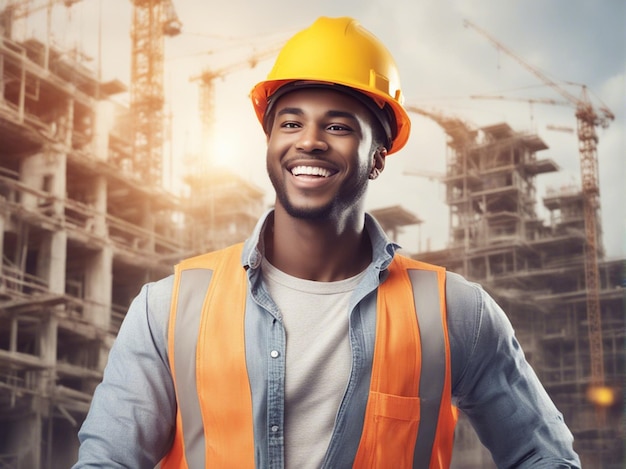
[74,16,580,468]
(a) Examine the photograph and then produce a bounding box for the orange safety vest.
[162,243,457,468]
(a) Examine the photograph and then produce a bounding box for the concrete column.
[18,153,46,211]
[91,100,112,162]
[28,146,67,293]
[37,230,67,295]
[63,98,74,149]
[83,245,113,330]
[91,175,107,237]
[30,230,64,469]
[19,149,67,216]
[34,228,62,460]
[50,150,67,217]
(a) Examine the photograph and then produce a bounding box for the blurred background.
[0,0,623,467]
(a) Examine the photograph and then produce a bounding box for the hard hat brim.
[251,79,411,154]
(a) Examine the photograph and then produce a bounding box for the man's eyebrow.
[276,107,303,117]
[275,107,358,121]
[326,110,358,121]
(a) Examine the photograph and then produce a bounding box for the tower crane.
[189,43,284,172]
[129,0,182,183]
[463,18,614,405]
[3,0,182,184]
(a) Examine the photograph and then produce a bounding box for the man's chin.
[283,205,332,220]
[278,198,334,220]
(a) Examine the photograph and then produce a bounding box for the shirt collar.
[241,209,400,272]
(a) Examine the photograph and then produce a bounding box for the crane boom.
[470,94,570,107]
[464,19,582,105]
[404,104,476,149]
[464,18,613,399]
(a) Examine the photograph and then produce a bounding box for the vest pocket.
[371,390,421,421]
[355,391,421,468]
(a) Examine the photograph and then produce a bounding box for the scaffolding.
[0,19,265,467]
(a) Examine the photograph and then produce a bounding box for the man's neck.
[264,209,372,282]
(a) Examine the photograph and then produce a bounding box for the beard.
[267,160,370,221]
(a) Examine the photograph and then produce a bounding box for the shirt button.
[270,350,280,358]
[271,425,279,432]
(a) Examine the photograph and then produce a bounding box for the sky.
[6,0,625,258]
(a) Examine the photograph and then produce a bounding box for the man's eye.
[328,124,351,132]
[281,121,300,129]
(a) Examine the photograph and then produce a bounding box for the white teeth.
[291,166,331,177]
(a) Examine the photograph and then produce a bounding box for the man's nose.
[295,126,329,152]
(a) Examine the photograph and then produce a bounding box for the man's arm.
[447,273,581,468]
[73,276,177,468]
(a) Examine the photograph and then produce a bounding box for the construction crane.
[404,104,477,151]
[464,18,614,408]
[471,94,570,108]
[189,43,284,172]
[129,0,182,183]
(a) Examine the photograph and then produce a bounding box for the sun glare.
[207,133,240,169]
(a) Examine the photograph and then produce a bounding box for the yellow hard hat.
[250,16,411,154]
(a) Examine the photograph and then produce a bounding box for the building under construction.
[0,4,265,466]
[0,2,624,468]
[414,118,624,468]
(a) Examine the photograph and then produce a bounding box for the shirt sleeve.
[72,276,176,468]
[446,272,581,468]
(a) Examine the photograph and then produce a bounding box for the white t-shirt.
[262,259,366,469]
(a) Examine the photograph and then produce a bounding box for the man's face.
[265,87,377,221]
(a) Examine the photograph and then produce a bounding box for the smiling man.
[73,16,581,469]
[267,88,380,221]
[263,87,386,282]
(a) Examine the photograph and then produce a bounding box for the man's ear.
[369,147,387,180]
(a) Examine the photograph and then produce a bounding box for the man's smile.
[290,166,334,178]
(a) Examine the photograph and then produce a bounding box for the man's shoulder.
[392,254,482,297]
[392,253,445,273]
[445,270,482,297]
[177,243,245,270]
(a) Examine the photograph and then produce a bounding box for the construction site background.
[0,2,623,468]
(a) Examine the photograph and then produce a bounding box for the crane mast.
[463,18,613,403]
[129,0,181,183]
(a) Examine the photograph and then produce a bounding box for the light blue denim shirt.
[74,210,580,468]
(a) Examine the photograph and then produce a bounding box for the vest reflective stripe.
[163,246,456,468]
[409,268,455,469]
[162,244,254,468]
[171,269,213,467]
